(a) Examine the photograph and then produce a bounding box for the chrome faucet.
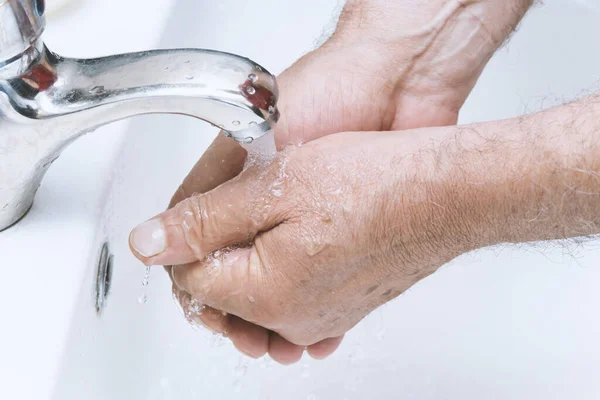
[0,0,279,231]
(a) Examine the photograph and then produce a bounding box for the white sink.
[4,1,600,399]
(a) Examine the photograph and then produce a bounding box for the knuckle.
[198,307,229,334]
[169,184,189,208]
[283,331,313,347]
[172,263,205,296]
[176,194,214,257]
[171,265,191,292]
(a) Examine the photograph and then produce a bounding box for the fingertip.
[129,218,167,263]
[227,316,269,359]
[268,332,305,365]
[129,209,200,266]
[306,335,344,360]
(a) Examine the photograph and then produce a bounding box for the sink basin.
[3,1,600,399]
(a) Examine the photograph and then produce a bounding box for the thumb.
[129,164,284,266]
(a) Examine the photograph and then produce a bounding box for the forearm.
[337,0,533,42]
[445,94,600,248]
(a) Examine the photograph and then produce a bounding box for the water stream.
[240,129,277,166]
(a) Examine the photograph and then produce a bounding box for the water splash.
[233,358,249,393]
[240,129,277,167]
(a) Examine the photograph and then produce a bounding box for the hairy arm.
[128,93,600,350]
[420,93,600,253]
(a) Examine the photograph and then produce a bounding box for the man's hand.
[171,0,535,209]
[131,0,533,363]
[130,93,600,361]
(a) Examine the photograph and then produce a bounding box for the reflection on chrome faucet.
[0,0,279,231]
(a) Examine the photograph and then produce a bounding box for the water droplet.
[139,267,151,300]
[246,86,256,95]
[247,295,255,303]
[248,73,258,82]
[248,121,258,127]
[89,86,104,95]
[185,75,194,80]
[232,120,241,126]
[164,66,169,70]
[184,60,190,64]
[142,266,151,286]
[268,105,276,115]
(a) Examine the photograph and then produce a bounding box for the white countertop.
[0,1,174,398]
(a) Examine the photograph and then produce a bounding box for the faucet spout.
[0,0,279,231]
[38,45,279,145]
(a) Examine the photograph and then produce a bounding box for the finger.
[228,315,269,359]
[170,227,296,330]
[171,248,254,315]
[129,163,284,266]
[173,285,269,359]
[170,226,303,347]
[169,133,247,208]
[306,335,345,360]
[268,332,305,365]
[163,134,245,274]
[172,243,314,364]
[172,285,227,333]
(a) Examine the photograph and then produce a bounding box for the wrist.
[379,130,489,268]
[329,0,533,116]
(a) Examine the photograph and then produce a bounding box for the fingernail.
[131,219,166,257]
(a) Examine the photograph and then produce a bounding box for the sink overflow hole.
[95,242,114,314]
